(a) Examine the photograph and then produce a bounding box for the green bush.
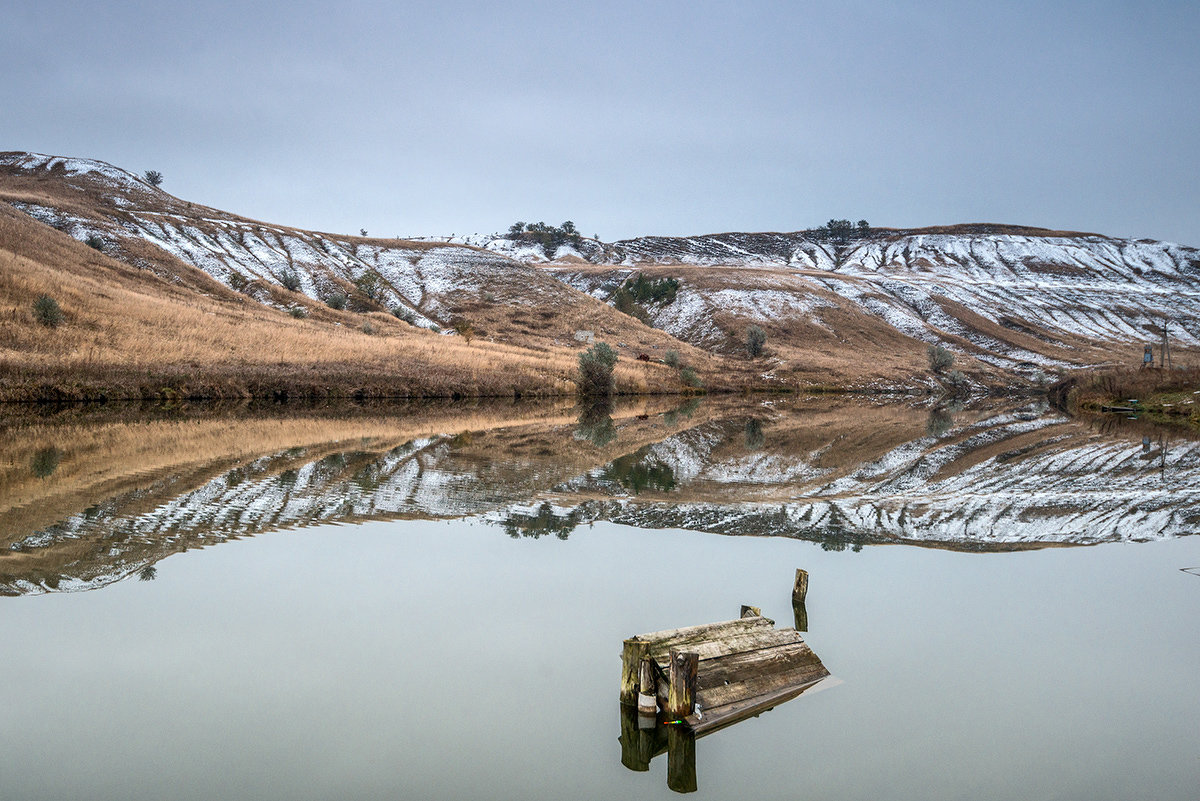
[361,319,375,335]
[281,271,302,291]
[663,350,680,368]
[85,234,105,251]
[506,220,583,257]
[33,294,63,327]
[452,318,475,344]
[354,270,383,300]
[578,341,618,397]
[288,306,307,319]
[391,305,416,324]
[143,170,164,187]
[611,286,651,324]
[326,292,348,310]
[680,367,703,388]
[624,273,679,304]
[928,344,954,373]
[746,325,767,357]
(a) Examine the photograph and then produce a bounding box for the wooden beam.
[740,605,761,618]
[686,678,828,736]
[650,627,803,664]
[697,659,829,711]
[694,641,822,691]
[633,615,772,649]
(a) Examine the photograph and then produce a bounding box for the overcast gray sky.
[4,1,1198,244]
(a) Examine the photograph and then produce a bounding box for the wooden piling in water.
[666,649,699,719]
[621,639,651,706]
[792,569,809,604]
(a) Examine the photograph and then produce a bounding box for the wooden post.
[638,658,658,718]
[621,639,650,706]
[666,726,698,793]
[792,599,808,633]
[666,649,699,719]
[740,604,761,618]
[792,569,809,604]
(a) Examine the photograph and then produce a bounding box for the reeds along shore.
[1056,366,1200,425]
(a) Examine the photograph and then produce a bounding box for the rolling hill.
[1,151,1196,399]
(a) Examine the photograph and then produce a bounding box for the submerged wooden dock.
[620,604,829,735]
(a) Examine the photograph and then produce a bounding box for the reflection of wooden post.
[619,704,651,772]
[666,726,698,793]
[792,599,808,632]
[740,604,761,618]
[792,569,809,603]
[666,649,699,719]
[638,658,658,718]
[621,639,650,705]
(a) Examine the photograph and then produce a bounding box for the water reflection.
[2,397,1198,595]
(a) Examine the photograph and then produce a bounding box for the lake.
[1,396,1198,799]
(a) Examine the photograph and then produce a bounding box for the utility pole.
[1161,318,1173,369]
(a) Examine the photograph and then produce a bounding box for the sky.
[4,0,1199,244]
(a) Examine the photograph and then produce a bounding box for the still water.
[1,397,1198,799]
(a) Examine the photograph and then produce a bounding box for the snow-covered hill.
[0,153,604,334]
[4,151,1197,381]
[532,228,1200,371]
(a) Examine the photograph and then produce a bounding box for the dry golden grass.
[0,204,706,400]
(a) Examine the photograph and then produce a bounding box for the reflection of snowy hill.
[5,405,1198,596]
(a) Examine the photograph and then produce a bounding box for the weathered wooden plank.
[686,678,827,736]
[633,615,772,649]
[739,605,761,618]
[649,627,802,664]
[694,641,821,691]
[697,659,829,710]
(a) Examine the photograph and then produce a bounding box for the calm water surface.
[1,398,1197,799]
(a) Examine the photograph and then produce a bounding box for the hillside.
[2,151,1196,398]
[541,229,1200,381]
[453,226,1200,384]
[0,153,715,400]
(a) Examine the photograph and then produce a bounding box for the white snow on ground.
[547,228,1200,366]
[6,153,1200,366]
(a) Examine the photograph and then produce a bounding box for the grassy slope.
[0,194,731,401]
